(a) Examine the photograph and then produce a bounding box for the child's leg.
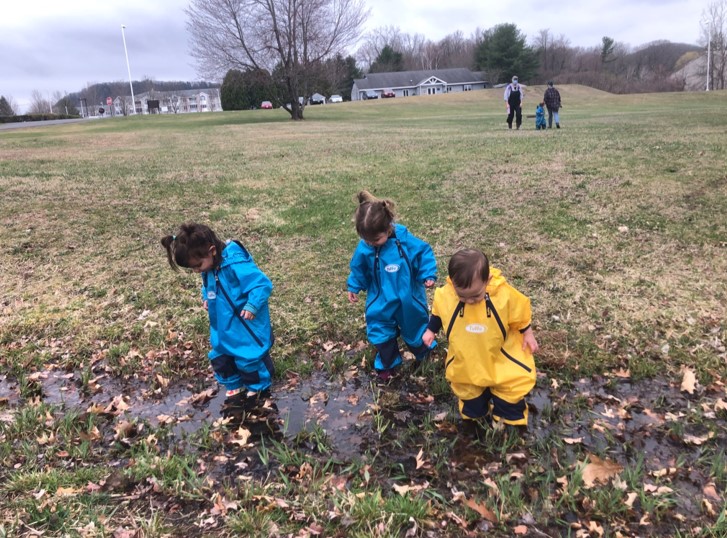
[210,354,245,393]
[490,393,529,426]
[373,338,402,371]
[405,340,436,362]
[234,351,274,393]
[399,301,433,362]
[367,317,402,372]
[458,387,492,420]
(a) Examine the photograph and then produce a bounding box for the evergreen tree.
[221,69,274,110]
[0,96,15,116]
[475,23,539,84]
[370,45,404,73]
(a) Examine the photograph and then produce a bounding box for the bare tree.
[186,0,368,120]
[533,29,552,76]
[357,26,406,70]
[436,31,475,69]
[701,0,727,89]
[28,90,53,115]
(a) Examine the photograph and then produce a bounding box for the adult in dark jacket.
[503,76,524,130]
[543,81,562,128]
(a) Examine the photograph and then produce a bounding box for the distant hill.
[553,41,704,94]
[624,41,703,77]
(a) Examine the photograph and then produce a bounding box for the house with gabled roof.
[351,68,488,101]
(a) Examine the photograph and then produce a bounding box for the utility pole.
[706,21,712,92]
[121,24,136,113]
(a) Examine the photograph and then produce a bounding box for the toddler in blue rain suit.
[347,191,437,380]
[535,102,547,130]
[161,223,274,414]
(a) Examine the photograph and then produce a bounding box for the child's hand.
[522,327,539,353]
[203,300,208,311]
[422,329,436,347]
[240,310,255,320]
[347,291,359,303]
[424,279,435,288]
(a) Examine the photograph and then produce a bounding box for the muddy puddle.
[1,364,725,502]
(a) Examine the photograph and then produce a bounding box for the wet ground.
[1,360,725,533]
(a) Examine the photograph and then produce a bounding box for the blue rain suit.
[202,240,274,392]
[347,224,437,371]
[535,104,547,130]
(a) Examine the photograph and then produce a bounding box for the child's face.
[453,276,491,304]
[187,246,216,273]
[364,232,390,247]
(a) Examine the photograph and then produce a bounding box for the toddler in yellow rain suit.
[423,249,539,426]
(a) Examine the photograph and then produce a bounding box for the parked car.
[382,89,395,98]
[261,101,273,109]
[362,90,378,100]
[310,93,325,105]
[329,94,343,103]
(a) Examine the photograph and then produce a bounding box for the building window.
[464,85,472,91]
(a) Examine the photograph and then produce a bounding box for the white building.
[112,88,223,115]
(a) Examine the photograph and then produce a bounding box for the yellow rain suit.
[430,269,536,425]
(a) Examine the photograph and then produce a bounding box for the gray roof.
[354,68,487,90]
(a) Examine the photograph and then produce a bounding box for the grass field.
[1,86,726,537]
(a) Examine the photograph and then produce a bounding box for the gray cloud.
[2,0,704,113]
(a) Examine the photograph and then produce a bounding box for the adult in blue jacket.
[347,191,437,378]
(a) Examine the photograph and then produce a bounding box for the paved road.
[0,117,109,131]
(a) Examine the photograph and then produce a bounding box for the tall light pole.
[121,24,136,113]
[706,21,712,92]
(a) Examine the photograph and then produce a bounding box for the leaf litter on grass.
[1,346,725,535]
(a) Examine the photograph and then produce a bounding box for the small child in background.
[347,191,437,380]
[422,249,538,430]
[161,223,275,416]
[535,102,547,131]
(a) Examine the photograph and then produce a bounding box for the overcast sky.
[1,0,707,113]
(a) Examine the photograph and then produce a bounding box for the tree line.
[5,0,721,118]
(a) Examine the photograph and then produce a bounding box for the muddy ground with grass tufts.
[1,88,726,536]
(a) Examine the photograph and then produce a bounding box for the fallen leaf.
[415,448,429,470]
[228,426,252,447]
[624,492,638,508]
[113,420,137,441]
[56,486,81,497]
[506,452,527,464]
[703,483,721,501]
[651,467,677,478]
[36,432,55,445]
[563,437,583,445]
[683,432,714,445]
[582,455,623,488]
[588,520,605,536]
[453,491,497,522]
[680,366,697,394]
[513,525,528,535]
